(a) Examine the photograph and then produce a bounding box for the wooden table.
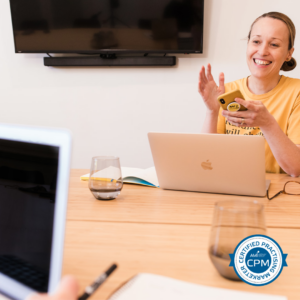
[63,170,300,300]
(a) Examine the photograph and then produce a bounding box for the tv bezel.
[9,0,204,55]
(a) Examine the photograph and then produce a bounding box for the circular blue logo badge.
[229,235,288,286]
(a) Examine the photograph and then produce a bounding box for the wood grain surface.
[63,221,299,300]
[68,170,300,228]
[62,170,300,300]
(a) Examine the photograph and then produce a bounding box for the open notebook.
[80,167,159,187]
[108,273,286,300]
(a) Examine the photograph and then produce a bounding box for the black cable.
[46,53,52,58]
[144,53,148,57]
[163,53,166,57]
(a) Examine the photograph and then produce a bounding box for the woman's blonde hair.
[248,12,297,71]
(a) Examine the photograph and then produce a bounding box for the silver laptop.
[0,124,71,300]
[148,132,269,197]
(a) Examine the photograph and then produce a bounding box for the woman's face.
[246,17,294,80]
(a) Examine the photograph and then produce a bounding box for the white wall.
[0,0,299,169]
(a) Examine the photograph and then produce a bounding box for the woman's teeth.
[254,59,272,65]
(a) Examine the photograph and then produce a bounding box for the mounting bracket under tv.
[44,53,176,67]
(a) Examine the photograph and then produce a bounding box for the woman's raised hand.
[198,64,225,113]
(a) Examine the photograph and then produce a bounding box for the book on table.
[108,273,287,300]
[80,167,159,187]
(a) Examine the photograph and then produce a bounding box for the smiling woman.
[249,12,296,72]
[199,12,300,177]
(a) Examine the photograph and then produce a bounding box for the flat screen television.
[9,0,204,54]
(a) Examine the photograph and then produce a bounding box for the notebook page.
[127,167,159,187]
[80,167,144,181]
[108,273,286,300]
[121,167,144,178]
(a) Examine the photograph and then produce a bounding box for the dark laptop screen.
[0,139,59,292]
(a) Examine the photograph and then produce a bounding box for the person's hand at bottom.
[28,276,79,300]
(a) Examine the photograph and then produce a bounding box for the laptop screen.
[0,138,59,292]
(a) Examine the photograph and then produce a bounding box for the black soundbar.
[44,56,176,67]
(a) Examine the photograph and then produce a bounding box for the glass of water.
[88,156,123,200]
[208,200,266,280]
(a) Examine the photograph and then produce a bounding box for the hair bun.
[281,57,297,71]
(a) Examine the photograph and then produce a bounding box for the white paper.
[0,294,9,300]
[122,167,159,187]
[109,273,287,300]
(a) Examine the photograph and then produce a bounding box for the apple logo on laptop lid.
[201,160,213,170]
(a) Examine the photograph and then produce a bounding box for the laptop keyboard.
[0,255,48,292]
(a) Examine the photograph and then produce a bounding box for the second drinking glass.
[208,200,266,280]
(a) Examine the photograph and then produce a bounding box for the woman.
[199,12,300,177]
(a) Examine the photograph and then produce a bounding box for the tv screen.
[9,0,204,54]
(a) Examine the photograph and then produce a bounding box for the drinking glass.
[88,156,123,200]
[208,200,266,280]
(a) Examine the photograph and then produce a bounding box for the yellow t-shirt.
[217,75,300,173]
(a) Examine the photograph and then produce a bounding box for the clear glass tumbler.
[88,156,123,200]
[208,200,266,280]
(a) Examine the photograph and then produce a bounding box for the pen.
[78,263,117,300]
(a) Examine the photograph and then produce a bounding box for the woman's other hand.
[28,276,79,300]
[222,98,274,129]
[198,64,225,114]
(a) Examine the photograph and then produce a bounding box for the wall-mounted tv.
[9,0,204,54]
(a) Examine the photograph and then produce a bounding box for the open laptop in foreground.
[148,133,270,197]
[0,124,71,300]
